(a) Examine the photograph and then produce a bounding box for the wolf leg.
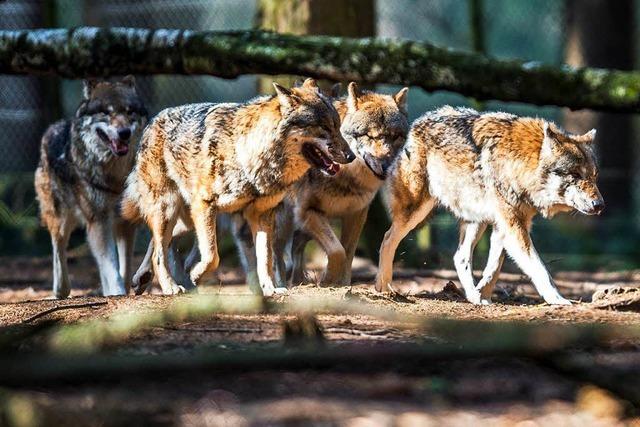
[132,217,194,294]
[115,219,136,293]
[476,227,505,304]
[149,213,182,295]
[376,198,436,292]
[132,240,154,293]
[497,215,571,305]
[189,198,219,286]
[246,208,284,296]
[290,230,311,285]
[299,210,344,285]
[86,216,126,296]
[50,213,76,299]
[231,213,260,294]
[338,207,369,286]
[453,222,487,304]
[273,204,293,288]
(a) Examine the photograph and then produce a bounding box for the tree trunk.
[256,0,386,263]
[256,0,374,92]
[564,0,635,212]
[1,28,640,113]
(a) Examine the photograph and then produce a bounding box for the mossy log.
[1,27,640,112]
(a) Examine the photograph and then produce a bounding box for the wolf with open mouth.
[122,78,354,296]
[35,76,148,298]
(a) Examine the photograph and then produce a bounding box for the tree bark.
[0,27,640,113]
[564,0,636,210]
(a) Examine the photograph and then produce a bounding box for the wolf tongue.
[328,163,340,174]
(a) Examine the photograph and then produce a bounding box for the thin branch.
[22,301,108,324]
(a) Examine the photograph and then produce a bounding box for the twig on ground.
[160,326,262,334]
[22,301,108,324]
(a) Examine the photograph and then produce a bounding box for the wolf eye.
[569,172,582,180]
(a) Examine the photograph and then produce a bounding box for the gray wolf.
[121,78,355,296]
[34,76,148,298]
[375,106,603,305]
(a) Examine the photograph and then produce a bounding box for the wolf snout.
[362,152,391,180]
[591,199,605,215]
[118,127,132,141]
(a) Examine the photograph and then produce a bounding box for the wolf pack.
[35,76,604,306]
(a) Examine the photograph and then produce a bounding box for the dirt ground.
[1,255,640,426]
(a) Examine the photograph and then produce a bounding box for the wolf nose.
[592,199,605,214]
[344,149,356,163]
[118,128,131,141]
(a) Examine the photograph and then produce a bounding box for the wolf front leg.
[290,230,311,285]
[338,207,369,286]
[189,198,219,287]
[497,214,571,305]
[49,213,76,299]
[475,226,505,304]
[453,222,487,304]
[375,198,436,292]
[114,219,136,293]
[86,216,127,296]
[246,208,286,297]
[231,212,260,294]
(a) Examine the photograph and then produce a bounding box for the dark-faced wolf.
[35,76,148,298]
[376,107,603,305]
[122,78,355,296]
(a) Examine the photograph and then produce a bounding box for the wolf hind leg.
[476,226,505,304]
[339,207,369,286]
[299,209,345,285]
[376,198,436,292]
[453,222,487,304]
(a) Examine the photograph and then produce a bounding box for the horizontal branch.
[1,28,639,112]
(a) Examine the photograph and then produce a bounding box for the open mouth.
[302,143,340,176]
[96,127,129,157]
[363,153,386,180]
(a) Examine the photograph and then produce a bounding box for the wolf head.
[537,121,604,216]
[340,83,409,180]
[274,78,355,176]
[76,76,147,157]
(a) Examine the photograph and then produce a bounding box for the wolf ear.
[273,82,298,110]
[329,83,342,98]
[394,87,409,115]
[121,75,136,89]
[573,128,597,144]
[541,122,559,157]
[347,82,360,111]
[302,78,319,90]
[82,79,98,99]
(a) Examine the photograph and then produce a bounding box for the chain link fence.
[0,0,637,270]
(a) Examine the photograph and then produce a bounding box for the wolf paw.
[543,294,572,305]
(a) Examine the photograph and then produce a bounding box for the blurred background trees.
[0,0,638,273]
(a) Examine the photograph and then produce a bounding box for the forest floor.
[1,255,640,426]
